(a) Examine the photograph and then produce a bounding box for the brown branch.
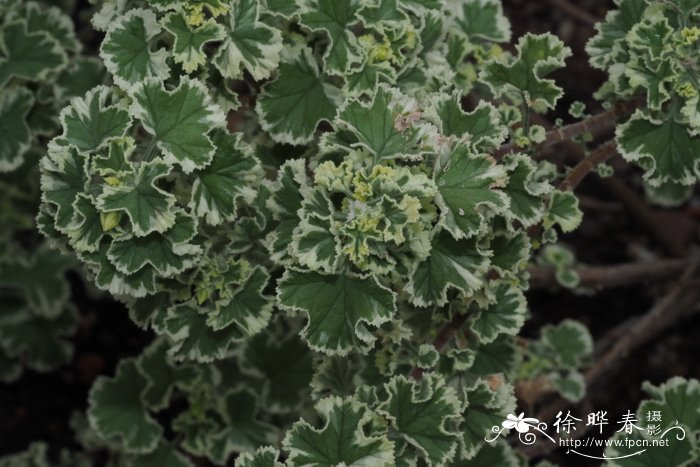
[409,313,469,380]
[558,140,618,192]
[528,257,689,290]
[493,100,637,160]
[545,0,601,25]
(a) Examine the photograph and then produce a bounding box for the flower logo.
[502,413,540,433]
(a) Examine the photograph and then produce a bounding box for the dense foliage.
[1,0,699,465]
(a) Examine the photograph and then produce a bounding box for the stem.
[492,100,638,160]
[558,140,617,192]
[409,312,469,380]
[528,257,689,290]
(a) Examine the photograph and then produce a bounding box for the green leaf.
[544,191,583,233]
[379,374,462,466]
[408,232,489,307]
[58,85,132,152]
[452,0,511,43]
[586,0,648,70]
[283,396,395,467]
[136,338,198,410]
[161,303,237,362]
[502,153,551,227]
[427,93,507,151]
[333,85,435,162]
[540,319,593,369]
[100,8,170,89]
[106,212,200,278]
[550,371,585,402]
[190,130,259,225]
[436,145,508,239]
[460,379,515,459]
[208,266,273,336]
[129,77,226,173]
[0,304,78,372]
[241,328,314,413]
[97,158,178,237]
[617,111,700,186]
[88,359,162,453]
[55,57,108,101]
[0,442,51,467]
[291,213,341,274]
[0,87,33,172]
[456,440,519,467]
[481,33,571,109]
[64,194,106,253]
[638,377,700,433]
[235,446,283,467]
[213,0,283,80]
[299,0,364,75]
[470,281,527,344]
[277,270,396,355]
[6,2,81,53]
[163,13,224,74]
[256,48,337,144]
[209,390,278,463]
[0,21,67,87]
[40,144,90,230]
[357,0,409,26]
[0,245,73,317]
[266,159,307,263]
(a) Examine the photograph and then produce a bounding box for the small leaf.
[0,21,67,87]
[88,359,162,453]
[379,374,462,466]
[161,303,237,362]
[299,0,364,75]
[256,48,337,144]
[97,158,178,237]
[436,144,508,239]
[481,33,571,109]
[0,87,34,172]
[460,379,515,459]
[283,396,395,466]
[408,232,489,307]
[540,319,593,369]
[129,77,226,173]
[277,270,396,355]
[235,446,283,467]
[452,0,511,43]
[163,13,224,74]
[58,85,132,152]
[469,281,527,344]
[40,144,90,230]
[130,443,193,467]
[544,191,583,233]
[213,0,283,80]
[100,9,170,89]
[617,111,700,186]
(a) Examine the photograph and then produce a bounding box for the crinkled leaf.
[58,86,132,152]
[213,0,283,80]
[299,0,363,75]
[408,232,489,307]
[0,87,33,172]
[97,158,177,237]
[470,281,527,344]
[235,446,283,467]
[256,49,337,144]
[55,57,108,101]
[460,379,515,459]
[6,2,81,53]
[40,145,89,230]
[481,33,571,109]
[541,319,593,369]
[436,145,508,239]
[283,396,394,467]
[163,14,224,74]
[130,443,193,467]
[544,191,583,233]
[379,374,462,466]
[241,329,313,413]
[452,0,511,43]
[617,111,700,186]
[586,0,648,70]
[129,77,226,173]
[88,359,162,453]
[100,9,170,88]
[502,153,551,227]
[266,159,307,263]
[551,371,585,402]
[0,304,77,372]
[334,85,432,161]
[190,130,259,225]
[136,338,198,410]
[162,303,236,362]
[0,21,66,87]
[277,270,396,355]
[208,266,273,336]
